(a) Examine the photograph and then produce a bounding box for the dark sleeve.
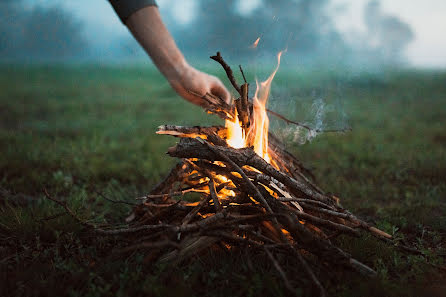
[109,0,157,23]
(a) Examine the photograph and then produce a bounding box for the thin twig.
[117,240,180,254]
[208,179,222,212]
[292,249,327,297]
[43,188,95,229]
[137,188,207,200]
[210,52,242,96]
[264,247,297,295]
[95,190,137,206]
[195,137,273,214]
[239,65,247,84]
[182,195,211,225]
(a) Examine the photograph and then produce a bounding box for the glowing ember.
[251,37,260,48]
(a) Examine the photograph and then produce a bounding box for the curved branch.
[210,52,242,96]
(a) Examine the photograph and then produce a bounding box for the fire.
[251,37,260,48]
[226,109,246,149]
[225,51,284,163]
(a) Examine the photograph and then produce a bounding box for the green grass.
[0,64,445,297]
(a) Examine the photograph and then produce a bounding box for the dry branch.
[210,52,242,96]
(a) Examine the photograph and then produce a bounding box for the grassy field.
[0,64,445,297]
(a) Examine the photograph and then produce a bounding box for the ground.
[0,65,445,297]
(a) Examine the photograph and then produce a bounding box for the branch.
[210,52,242,96]
[264,247,297,295]
[292,248,327,297]
[239,65,247,84]
[43,188,96,229]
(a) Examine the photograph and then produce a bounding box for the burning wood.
[126,52,392,294]
[45,52,393,295]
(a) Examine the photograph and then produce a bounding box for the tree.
[0,1,87,61]
[364,0,414,63]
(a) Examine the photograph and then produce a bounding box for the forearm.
[110,3,230,106]
[125,6,187,84]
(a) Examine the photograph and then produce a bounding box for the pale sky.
[331,0,446,68]
[27,0,446,68]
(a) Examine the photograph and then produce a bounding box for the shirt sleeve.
[109,0,158,23]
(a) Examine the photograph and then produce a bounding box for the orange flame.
[225,51,284,163]
[251,37,260,48]
[226,110,246,149]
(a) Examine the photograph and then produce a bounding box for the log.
[168,138,334,205]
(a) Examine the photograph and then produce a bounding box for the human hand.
[167,64,231,108]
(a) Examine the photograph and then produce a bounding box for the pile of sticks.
[125,53,392,295]
[44,52,392,296]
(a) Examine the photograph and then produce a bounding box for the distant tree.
[0,1,87,61]
[175,0,346,64]
[364,0,414,63]
[178,0,259,59]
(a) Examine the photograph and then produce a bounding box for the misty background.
[2,0,445,69]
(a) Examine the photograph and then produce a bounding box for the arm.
[114,5,230,106]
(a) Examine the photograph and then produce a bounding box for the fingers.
[210,80,231,104]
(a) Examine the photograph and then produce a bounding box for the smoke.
[267,78,350,146]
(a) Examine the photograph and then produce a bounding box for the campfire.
[127,52,392,293]
[45,52,393,295]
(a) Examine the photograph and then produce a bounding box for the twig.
[210,52,242,96]
[38,211,67,222]
[117,240,180,254]
[349,258,377,277]
[277,197,337,210]
[293,249,327,297]
[264,247,297,295]
[137,188,207,200]
[195,137,273,214]
[178,196,210,225]
[43,188,95,229]
[95,190,137,206]
[208,179,222,212]
[149,162,186,195]
[239,65,247,84]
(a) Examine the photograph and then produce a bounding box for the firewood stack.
[38,51,392,296]
[120,52,393,295]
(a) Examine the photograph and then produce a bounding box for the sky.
[26,0,446,68]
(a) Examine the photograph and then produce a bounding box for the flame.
[225,51,284,163]
[226,109,246,149]
[251,37,260,48]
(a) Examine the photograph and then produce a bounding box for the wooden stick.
[210,52,242,96]
[240,83,250,129]
[264,247,297,295]
[182,195,212,225]
[168,138,334,205]
[239,65,247,84]
[43,188,95,229]
[208,179,222,212]
[118,240,180,254]
[194,137,273,214]
[292,248,327,297]
[149,162,186,195]
[137,188,207,201]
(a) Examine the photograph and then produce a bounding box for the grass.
[0,64,445,297]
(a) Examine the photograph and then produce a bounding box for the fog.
[1,0,418,69]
